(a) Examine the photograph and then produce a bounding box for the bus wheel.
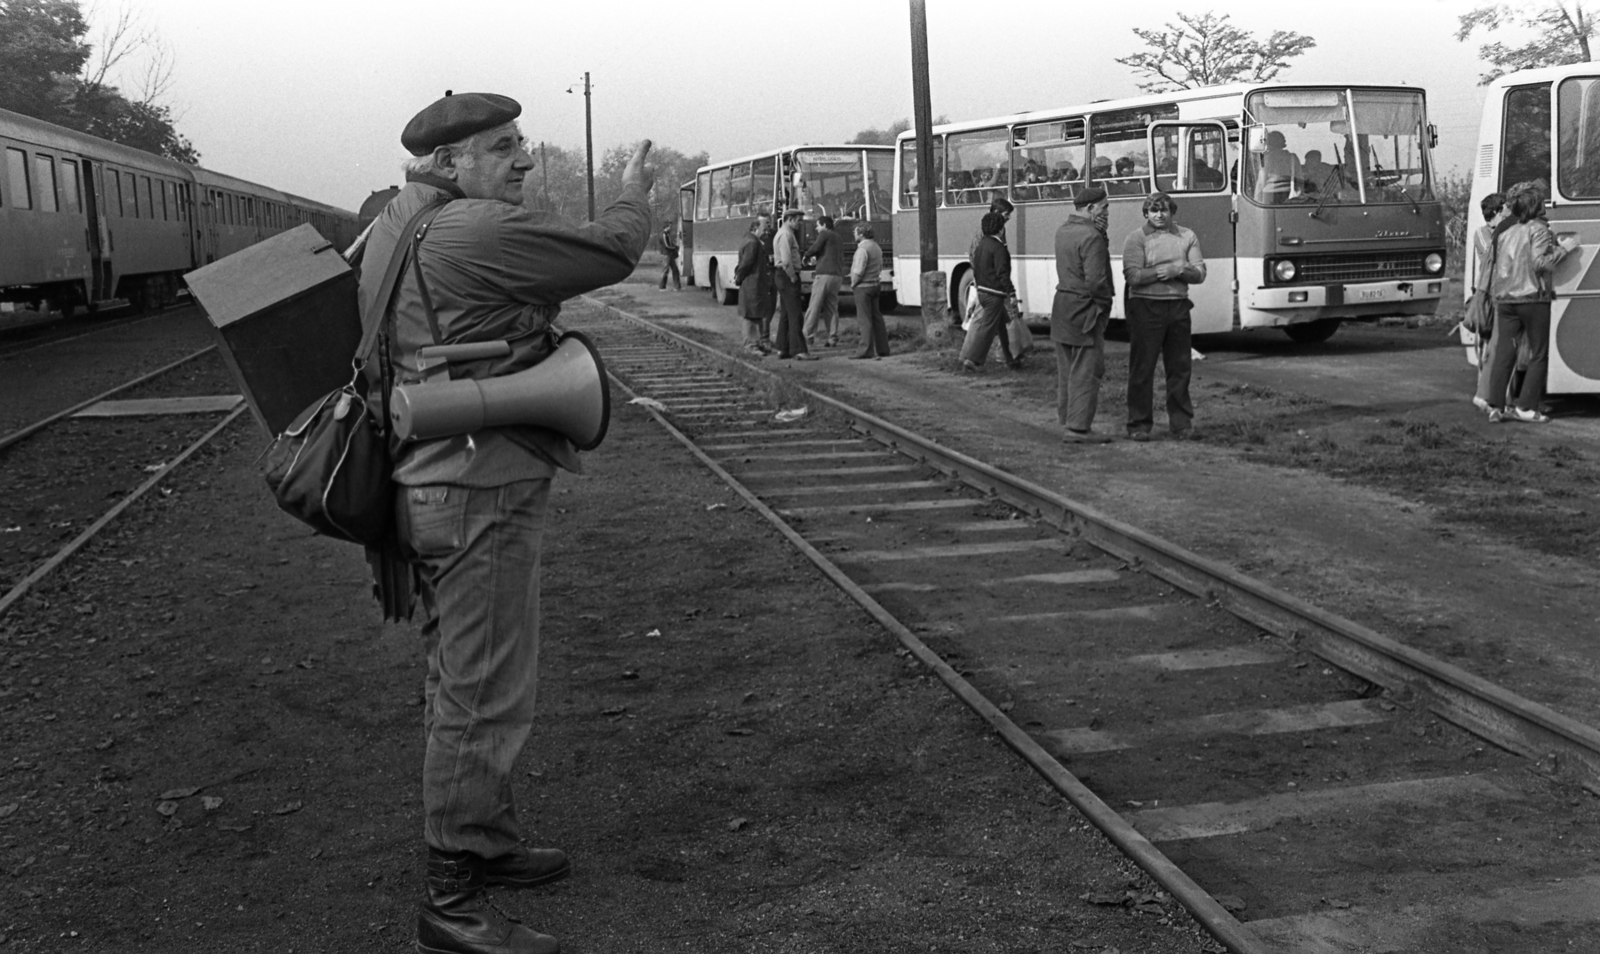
[955,272,979,330]
[878,289,899,314]
[1282,319,1340,344]
[711,265,737,306]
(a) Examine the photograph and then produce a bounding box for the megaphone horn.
[390,331,611,449]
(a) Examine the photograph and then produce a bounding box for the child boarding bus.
[892,83,1446,343]
[690,144,898,312]
[1465,63,1600,394]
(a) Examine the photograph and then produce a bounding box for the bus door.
[677,183,696,285]
[1548,74,1600,393]
[1149,121,1235,334]
[78,159,111,301]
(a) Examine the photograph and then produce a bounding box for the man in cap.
[365,90,653,954]
[1050,186,1114,443]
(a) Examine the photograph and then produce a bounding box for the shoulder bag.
[260,199,449,547]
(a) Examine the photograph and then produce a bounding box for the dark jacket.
[972,234,1015,299]
[1050,211,1112,346]
[804,228,843,276]
[734,231,775,319]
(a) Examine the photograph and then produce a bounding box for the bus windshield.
[1242,88,1432,206]
[793,149,867,219]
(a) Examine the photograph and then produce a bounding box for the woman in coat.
[734,215,776,356]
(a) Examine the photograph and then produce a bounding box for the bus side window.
[1501,82,1552,194]
[1013,119,1084,204]
[709,167,730,218]
[751,156,777,215]
[1090,108,1159,197]
[728,162,752,217]
[945,127,1009,206]
[898,137,942,209]
[695,171,711,221]
[1557,77,1600,199]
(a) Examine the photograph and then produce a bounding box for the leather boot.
[482,846,571,890]
[416,850,559,954]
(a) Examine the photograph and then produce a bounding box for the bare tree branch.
[1457,1,1595,83]
[1116,11,1315,93]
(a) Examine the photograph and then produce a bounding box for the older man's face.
[452,122,534,205]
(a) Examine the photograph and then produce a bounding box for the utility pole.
[568,73,596,222]
[539,141,550,211]
[909,0,948,342]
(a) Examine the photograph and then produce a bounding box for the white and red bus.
[1465,63,1600,394]
[892,83,1446,342]
[689,144,898,311]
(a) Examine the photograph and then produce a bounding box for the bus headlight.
[1273,259,1297,282]
[1423,252,1444,273]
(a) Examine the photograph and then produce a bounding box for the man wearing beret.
[1050,186,1114,443]
[363,91,653,954]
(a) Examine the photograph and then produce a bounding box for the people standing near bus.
[658,224,682,290]
[773,208,814,360]
[1122,191,1205,440]
[960,211,1020,372]
[967,198,1021,340]
[1485,180,1579,423]
[849,223,890,359]
[1051,187,1114,444]
[734,215,775,357]
[803,215,843,347]
[1470,192,1509,412]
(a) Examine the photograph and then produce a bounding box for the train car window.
[5,148,32,210]
[159,181,169,220]
[34,154,58,212]
[60,160,81,214]
[124,171,139,217]
[227,194,236,225]
[142,177,154,220]
[109,170,123,216]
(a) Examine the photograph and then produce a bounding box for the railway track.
[0,342,243,618]
[566,296,1600,954]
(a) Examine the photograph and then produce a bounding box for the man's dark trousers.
[1126,296,1194,434]
[774,271,808,357]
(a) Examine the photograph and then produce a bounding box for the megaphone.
[389,331,611,449]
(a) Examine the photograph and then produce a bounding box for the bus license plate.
[1356,289,1390,301]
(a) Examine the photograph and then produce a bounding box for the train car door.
[78,159,111,301]
[198,189,219,264]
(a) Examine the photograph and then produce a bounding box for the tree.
[525,141,707,229]
[0,0,91,120]
[1115,11,1315,93]
[1456,1,1595,84]
[849,116,948,146]
[0,0,197,162]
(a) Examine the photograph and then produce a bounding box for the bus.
[1466,63,1600,394]
[892,83,1446,343]
[689,144,898,312]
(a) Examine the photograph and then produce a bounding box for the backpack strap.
[355,198,451,369]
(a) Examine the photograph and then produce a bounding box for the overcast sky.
[128,0,1506,210]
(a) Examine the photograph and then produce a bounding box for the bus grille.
[1296,252,1431,284]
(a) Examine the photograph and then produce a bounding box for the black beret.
[1074,186,1108,208]
[402,91,521,157]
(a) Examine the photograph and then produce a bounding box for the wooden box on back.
[186,224,361,436]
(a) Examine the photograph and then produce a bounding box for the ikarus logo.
[1374,229,1412,238]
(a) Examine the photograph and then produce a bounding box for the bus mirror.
[1428,123,1439,148]
[1245,126,1267,153]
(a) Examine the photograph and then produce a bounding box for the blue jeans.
[396,479,551,859]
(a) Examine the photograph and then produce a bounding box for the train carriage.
[0,105,358,317]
